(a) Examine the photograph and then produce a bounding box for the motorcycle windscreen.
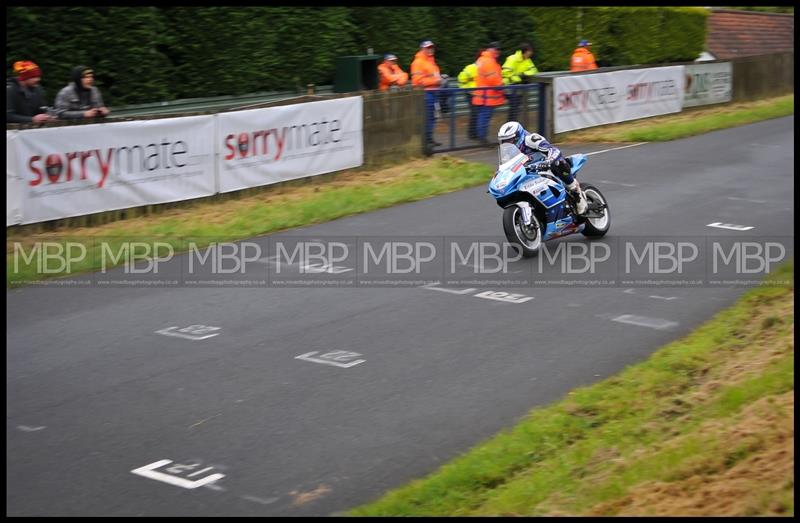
[498,143,528,168]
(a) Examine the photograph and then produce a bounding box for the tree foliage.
[6,6,709,106]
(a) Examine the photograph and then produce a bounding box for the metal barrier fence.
[425,83,544,155]
[106,85,337,118]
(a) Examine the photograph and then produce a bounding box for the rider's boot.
[566,180,588,215]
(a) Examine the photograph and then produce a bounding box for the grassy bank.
[559,94,794,143]
[7,157,492,285]
[349,262,794,516]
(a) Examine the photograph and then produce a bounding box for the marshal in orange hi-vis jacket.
[570,40,598,72]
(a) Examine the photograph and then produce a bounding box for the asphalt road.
[6,117,794,516]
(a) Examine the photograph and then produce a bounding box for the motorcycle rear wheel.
[579,184,610,237]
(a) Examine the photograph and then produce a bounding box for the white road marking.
[457,142,646,158]
[300,263,353,274]
[131,460,225,489]
[727,196,767,204]
[597,179,637,187]
[295,351,366,368]
[17,425,46,432]
[255,255,281,265]
[707,222,754,231]
[156,325,221,340]
[241,495,280,505]
[612,314,678,330]
[625,289,678,300]
[473,291,533,304]
[457,149,493,157]
[421,283,477,295]
[188,414,222,429]
[584,142,647,156]
[188,467,215,477]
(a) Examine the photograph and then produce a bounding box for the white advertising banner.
[683,62,733,108]
[14,115,216,224]
[216,96,363,193]
[553,71,622,134]
[619,66,684,122]
[554,66,684,133]
[7,131,23,226]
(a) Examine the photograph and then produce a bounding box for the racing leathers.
[516,131,588,215]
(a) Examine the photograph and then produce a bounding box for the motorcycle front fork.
[517,201,534,226]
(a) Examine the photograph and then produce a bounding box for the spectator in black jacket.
[54,65,110,120]
[7,60,54,124]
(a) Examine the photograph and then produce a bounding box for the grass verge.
[7,156,492,285]
[348,262,794,516]
[558,94,794,143]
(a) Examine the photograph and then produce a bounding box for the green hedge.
[6,7,708,106]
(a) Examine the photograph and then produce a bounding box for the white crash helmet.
[497,121,525,149]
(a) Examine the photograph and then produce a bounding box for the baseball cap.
[384,53,398,61]
[420,40,434,48]
[579,39,591,47]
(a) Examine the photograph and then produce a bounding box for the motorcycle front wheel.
[502,205,542,258]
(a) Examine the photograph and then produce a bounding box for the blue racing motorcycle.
[488,143,610,257]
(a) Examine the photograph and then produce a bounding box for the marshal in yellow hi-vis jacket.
[501,44,538,85]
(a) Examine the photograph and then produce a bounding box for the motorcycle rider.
[497,121,587,215]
